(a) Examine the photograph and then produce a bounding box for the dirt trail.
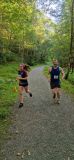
[0,67,74,160]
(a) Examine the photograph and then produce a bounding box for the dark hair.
[23,64,30,71]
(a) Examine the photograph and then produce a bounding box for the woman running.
[49,59,65,104]
[17,64,32,108]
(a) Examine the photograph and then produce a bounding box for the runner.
[48,59,65,104]
[17,64,32,108]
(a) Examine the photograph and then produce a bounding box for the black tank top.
[18,70,28,84]
[50,66,60,84]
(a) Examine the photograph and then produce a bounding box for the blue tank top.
[50,66,60,84]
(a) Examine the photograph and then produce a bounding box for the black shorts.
[19,80,28,87]
[50,81,61,89]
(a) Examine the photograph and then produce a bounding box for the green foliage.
[0,63,19,119]
[62,80,74,95]
[48,0,73,66]
[0,0,54,65]
[0,108,9,119]
[0,0,73,68]
[68,72,74,84]
[0,51,18,63]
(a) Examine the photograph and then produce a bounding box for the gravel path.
[0,67,74,160]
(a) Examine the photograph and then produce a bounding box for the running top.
[50,66,61,84]
[18,70,28,84]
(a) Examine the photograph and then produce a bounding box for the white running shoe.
[57,99,60,104]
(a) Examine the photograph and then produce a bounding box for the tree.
[69,0,74,72]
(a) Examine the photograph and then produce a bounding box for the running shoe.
[29,93,32,97]
[53,93,56,99]
[57,99,60,104]
[19,103,23,108]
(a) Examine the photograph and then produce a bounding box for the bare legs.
[19,86,24,104]
[19,86,32,108]
[52,88,60,104]
[25,86,32,97]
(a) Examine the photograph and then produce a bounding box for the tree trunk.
[65,0,74,79]
[70,0,74,72]
[70,0,74,56]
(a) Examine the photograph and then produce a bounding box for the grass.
[0,63,73,150]
[44,66,74,95]
[0,62,20,148]
[0,62,20,119]
[0,62,43,142]
[68,72,74,84]
[0,62,44,151]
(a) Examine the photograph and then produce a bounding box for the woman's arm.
[16,71,28,80]
[18,76,28,80]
